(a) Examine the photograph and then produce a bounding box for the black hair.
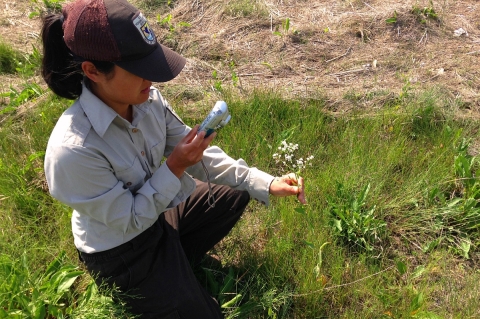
[41,14,115,100]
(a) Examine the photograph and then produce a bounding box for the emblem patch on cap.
[133,13,156,45]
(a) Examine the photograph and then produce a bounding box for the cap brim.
[115,43,186,82]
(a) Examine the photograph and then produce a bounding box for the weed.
[0,40,24,74]
[411,1,439,24]
[211,70,223,92]
[156,13,191,49]
[229,61,239,87]
[385,10,398,25]
[0,45,43,114]
[327,183,386,256]
[224,0,268,18]
[0,251,83,318]
[274,18,293,38]
[0,83,44,114]
[29,0,64,17]
[261,61,273,73]
[16,46,42,78]
[157,13,191,31]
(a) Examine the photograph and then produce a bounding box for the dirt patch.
[0,1,40,52]
[1,0,479,114]
[160,0,480,113]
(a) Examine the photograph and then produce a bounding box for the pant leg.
[80,181,249,319]
[80,216,224,319]
[164,180,250,266]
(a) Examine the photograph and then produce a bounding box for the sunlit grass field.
[2,79,480,318]
[1,0,480,316]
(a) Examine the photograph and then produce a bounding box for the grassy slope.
[1,0,480,318]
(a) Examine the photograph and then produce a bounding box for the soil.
[1,0,479,114]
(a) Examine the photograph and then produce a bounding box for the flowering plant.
[272,140,314,174]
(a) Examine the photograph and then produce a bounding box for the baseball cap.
[62,0,186,82]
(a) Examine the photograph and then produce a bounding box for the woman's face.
[87,64,152,117]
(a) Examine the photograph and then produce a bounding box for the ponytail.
[41,14,83,100]
[41,14,116,100]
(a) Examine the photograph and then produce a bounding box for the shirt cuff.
[247,168,275,206]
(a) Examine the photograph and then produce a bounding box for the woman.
[41,0,306,317]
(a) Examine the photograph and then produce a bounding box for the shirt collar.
[78,83,152,137]
[79,83,119,138]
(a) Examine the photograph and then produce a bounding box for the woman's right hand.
[166,125,216,178]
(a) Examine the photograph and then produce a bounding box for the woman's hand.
[269,173,306,204]
[166,125,216,178]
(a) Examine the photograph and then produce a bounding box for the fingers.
[270,173,307,204]
[280,173,300,186]
[285,174,306,204]
[185,124,200,143]
[190,125,216,146]
[296,176,306,204]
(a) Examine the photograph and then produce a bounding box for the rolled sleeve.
[146,161,196,209]
[45,144,185,236]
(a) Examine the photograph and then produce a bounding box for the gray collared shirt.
[44,85,274,253]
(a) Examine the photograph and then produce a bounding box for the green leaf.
[313,264,320,279]
[57,271,83,293]
[79,281,96,306]
[459,239,471,259]
[396,261,407,275]
[45,252,65,277]
[333,219,342,231]
[219,267,235,298]
[358,183,370,206]
[294,207,306,215]
[30,301,46,319]
[283,18,290,32]
[221,293,242,308]
[413,311,443,319]
[303,240,315,249]
[385,17,397,24]
[410,292,424,312]
[411,265,426,281]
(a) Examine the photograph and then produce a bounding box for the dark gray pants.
[79,181,250,319]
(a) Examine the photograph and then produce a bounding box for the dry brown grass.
[1,0,479,114]
[157,0,480,114]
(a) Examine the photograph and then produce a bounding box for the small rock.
[453,28,468,37]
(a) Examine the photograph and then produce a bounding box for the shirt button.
[132,128,138,133]
[141,151,145,156]
[126,182,132,187]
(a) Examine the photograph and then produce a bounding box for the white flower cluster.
[273,140,314,171]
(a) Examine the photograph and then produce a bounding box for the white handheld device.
[198,101,231,137]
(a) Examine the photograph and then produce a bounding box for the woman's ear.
[81,61,101,83]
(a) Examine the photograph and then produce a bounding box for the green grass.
[1,85,480,318]
[0,39,24,74]
[176,89,480,318]
[223,0,269,18]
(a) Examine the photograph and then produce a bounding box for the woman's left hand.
[269,173,306,204]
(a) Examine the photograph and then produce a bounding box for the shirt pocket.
[150,140,166,170]
[114,156,146,194]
